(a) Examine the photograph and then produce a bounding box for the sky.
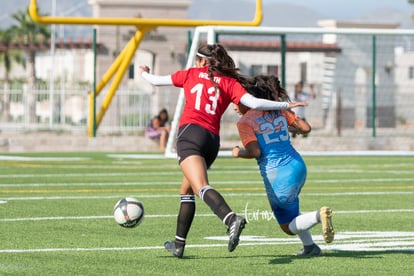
[3,1,413,21]
[264,0,413,19]
[2,0,413,30]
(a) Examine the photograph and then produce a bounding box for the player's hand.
[139,65,150,74]
[232,146,240,158]
[289,102,308,108]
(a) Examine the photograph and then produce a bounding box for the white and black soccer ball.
[113,197,144,228]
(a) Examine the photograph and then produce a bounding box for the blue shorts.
[261,154,307,224]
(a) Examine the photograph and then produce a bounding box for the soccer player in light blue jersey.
[232,75,334,256]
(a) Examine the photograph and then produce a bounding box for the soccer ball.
[113,197,144,228]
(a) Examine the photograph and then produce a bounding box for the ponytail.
[196,43,242,94]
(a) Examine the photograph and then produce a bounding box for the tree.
[12,8,50,123]
[0,26,25,121]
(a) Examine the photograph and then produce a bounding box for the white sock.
[297,230,314,246]
[288,211,319,234]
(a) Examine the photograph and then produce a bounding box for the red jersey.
[171,66,247,135]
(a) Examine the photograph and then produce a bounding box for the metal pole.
[49,0,56,128]
[280,34,286,88]
[92,28,97,137]
[372,35,376,137]
[186,30,192,56]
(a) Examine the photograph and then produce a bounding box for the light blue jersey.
[237,109,307,224]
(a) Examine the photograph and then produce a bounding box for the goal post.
[164,27,207,158]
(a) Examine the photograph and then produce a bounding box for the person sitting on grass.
[145,108,170,151]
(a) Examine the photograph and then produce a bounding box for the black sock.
[175,195,195,246]
[199,186,233,225]
[304,244,316,253]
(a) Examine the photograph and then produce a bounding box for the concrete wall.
[1,131,413,153]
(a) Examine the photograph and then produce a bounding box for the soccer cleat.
[164,241,184,258]
[227,215,247,252]
[295,244,321,257]
[320,206,334,243]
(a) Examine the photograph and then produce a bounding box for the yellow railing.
[29,0,263,137]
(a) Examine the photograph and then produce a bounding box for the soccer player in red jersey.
[139,44,308,258]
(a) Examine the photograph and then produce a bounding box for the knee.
[198,185,213,200]
[280,223,294,235]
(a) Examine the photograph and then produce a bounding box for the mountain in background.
[188,0,413,28]
[0,0,412,40]
[361,7,413,28]
[188,0,323,27]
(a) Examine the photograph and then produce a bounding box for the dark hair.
[196,44,242,92]
[246,75,291,102]
[157,108,169,122]
[159,108,168,115]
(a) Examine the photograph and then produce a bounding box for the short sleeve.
[282,110,298,125]
[237,120,257,147]
[171,69,190,87]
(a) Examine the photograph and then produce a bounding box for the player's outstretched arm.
[240,94,308,111]
[288,102,308,108]
[240,93,289,110]
[139,65,173,86]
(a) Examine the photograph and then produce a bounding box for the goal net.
[165,25,414,157]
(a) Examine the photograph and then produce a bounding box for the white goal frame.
[164,25,414,158]
[164,26,230,158]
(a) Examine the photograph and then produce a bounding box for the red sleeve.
[230,80,247,105]
[171,69,189,87]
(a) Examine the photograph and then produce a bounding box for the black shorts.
[176,124,220,168]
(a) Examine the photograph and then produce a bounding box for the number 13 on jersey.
[191,83,219,115]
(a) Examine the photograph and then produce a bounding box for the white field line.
[1,232,413,253]
[1,209,414,222]
[4,152,409,167]
[2,153,413,166]
[1,190,413,202]
[0,169,413,179]
[1,178,414,188]
[0,213,212,222]
[0,172,183,178]
[1,244,413,253]
[1,191,413,202]
[1,181,261,187]
[0,156,90,161]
